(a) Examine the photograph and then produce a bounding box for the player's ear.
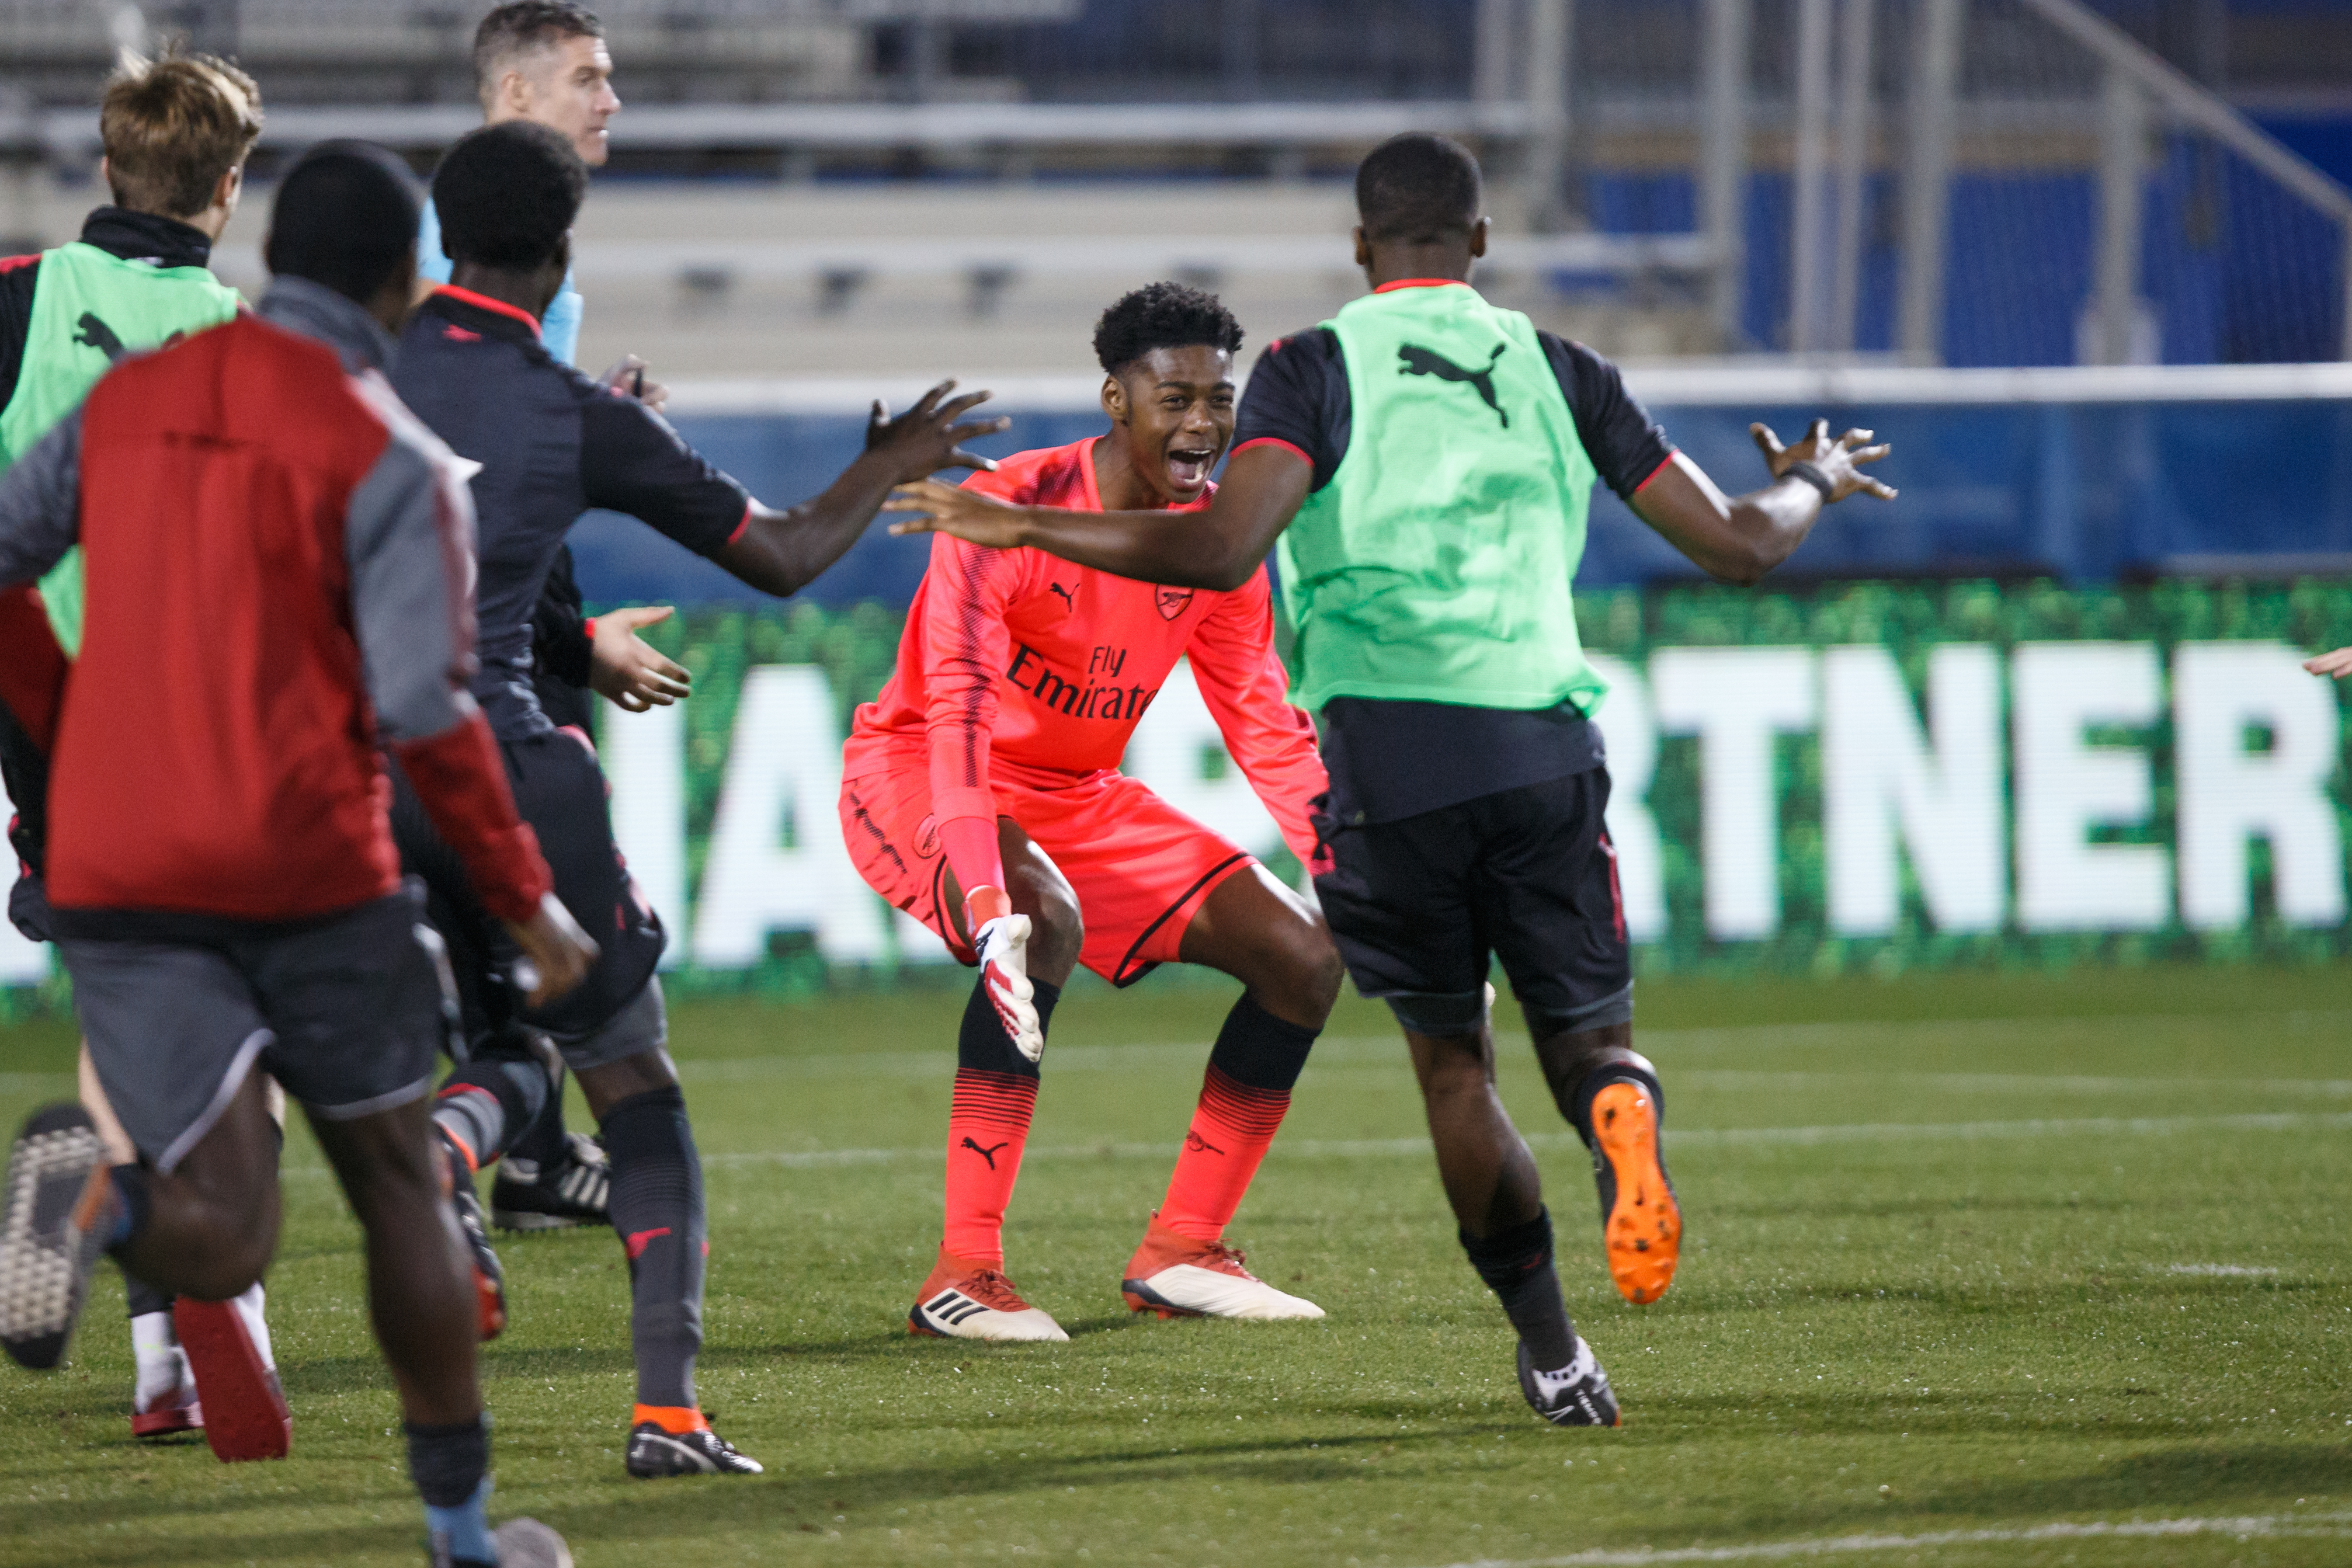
[1352,224,1373,270]
[1468,217,1489,259]
[1100,373,1127,425]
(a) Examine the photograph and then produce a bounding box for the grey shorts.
[61,889,456,1173]
[548,974,667,1074]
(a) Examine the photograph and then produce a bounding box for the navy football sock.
[1460,1208,1578,1370]
[600,1086,704,1410]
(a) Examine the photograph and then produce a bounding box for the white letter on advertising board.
[2173,641,2345,930]
[692,665,887,965]
[1651,647,1818,940]
[0,764,43,985]
[1823,644,2005,936]
[2012,642,2169,931]
[600,698,688,969]
[1585,653,1665,944]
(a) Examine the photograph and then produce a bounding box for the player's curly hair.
[432,120,585,271]
[1093,281,1244,375]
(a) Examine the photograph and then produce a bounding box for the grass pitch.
[2,963,2349,1568]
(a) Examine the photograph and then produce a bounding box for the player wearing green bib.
[887,133,1894,1428]
[0,48,278,1454]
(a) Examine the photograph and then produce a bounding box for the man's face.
[1109,345,1236,505]
[506,35,620,166]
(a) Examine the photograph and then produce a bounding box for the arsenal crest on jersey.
[1155,585,1194,620]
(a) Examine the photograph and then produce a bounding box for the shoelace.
[959,1269,1034,1312]
[1196,1241,1253,1277]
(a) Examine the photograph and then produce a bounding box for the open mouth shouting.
[1163,443,1220,495]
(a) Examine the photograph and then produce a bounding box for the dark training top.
[392,286,751,740]
[1231,322,1676,826]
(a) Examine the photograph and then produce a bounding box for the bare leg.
[304,1096,480,1427]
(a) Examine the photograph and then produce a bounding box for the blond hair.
[100,48,264,220]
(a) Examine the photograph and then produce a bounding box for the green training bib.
[0,241,240,654]
[1274,282,1606,717]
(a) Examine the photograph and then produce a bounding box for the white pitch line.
[699,1108,2352,1171]
[1430,1511,2352,1567]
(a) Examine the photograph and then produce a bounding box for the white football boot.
[1121,1214,1324,1320]
[908,1253,1068,1341]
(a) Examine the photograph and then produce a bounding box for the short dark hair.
[265,141,421,305]
[1093,281,1243,376]
[473,2,604,112]
[1356,133,1483,245]
[432,120,585,270]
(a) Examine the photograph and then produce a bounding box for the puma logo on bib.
[1398,341,1510,427]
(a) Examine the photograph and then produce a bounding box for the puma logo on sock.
[1183,1129,1225,1156]
[961,1136,1011,1169]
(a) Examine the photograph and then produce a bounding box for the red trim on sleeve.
[582,617,599,643]
[724,500,753,547]
[1630,451,1679,496]
[0,254,39,276]
[391,712,553,924]
[1229,436,1312,468]
[432,284,542,338]
[1371,278,1473,294]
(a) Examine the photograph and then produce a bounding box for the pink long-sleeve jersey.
[843,437,1328,875]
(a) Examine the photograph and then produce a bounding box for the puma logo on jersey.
[73,312,130,363]
[961,1136,1011,1169]
[1047,582,1075,610]
[1398,341,1510,427]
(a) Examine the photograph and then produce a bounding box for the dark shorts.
[62,888,454,1173]
[1312,768,1632,1038]
[389,724,666,1065]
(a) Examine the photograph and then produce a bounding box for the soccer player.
[841,282,1340,1341]
[414,0,645,1242]
[0,44,281,1449]
[388,119,1007,1476]
[0,140,593,1567]
[887,134,1894,1424]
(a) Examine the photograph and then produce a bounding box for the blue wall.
[570,397,2352,611]
[1582,142,2344,364]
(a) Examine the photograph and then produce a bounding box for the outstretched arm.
[715,383,1010,597]
[1632,419,1895,585]
[884,441,1313,593]
[1187,572,1329,870]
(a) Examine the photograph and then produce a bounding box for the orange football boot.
[1589,1079,1680,1304]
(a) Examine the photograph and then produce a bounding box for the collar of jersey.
[430,284,543,339]
[1371,277,1472,294]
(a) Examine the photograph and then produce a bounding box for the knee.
[179,1221,274,1300]
[1411,1033,1493,1100]
[1263,918,1344,1026]
[1011,868,1083,979]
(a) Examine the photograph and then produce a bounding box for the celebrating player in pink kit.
[840,283,1343,1340]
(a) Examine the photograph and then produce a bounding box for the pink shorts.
[839,766,1256,985]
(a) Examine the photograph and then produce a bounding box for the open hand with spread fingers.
[866,380,1012,485]
[1751,418,1897,502]
[589,604,692,711]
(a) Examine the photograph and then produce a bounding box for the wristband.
[1783,460,1835,503]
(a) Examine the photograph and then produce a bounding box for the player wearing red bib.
[840,284,1342,1339]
